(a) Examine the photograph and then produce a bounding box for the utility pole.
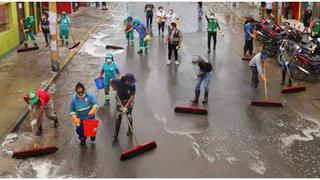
[49,2,60,72]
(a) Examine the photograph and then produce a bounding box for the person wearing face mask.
[205,12,221,53]
[58,11,71,47]
[156,6,166,37]
[110,73,136,140]
[165,9,179,33]
[39,12,50,47]
[144,3,155,31]
[69,82,98,145]
[167,22,182,66]
[99,53,121,105]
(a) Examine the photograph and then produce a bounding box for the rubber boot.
[202,92,209,104]
[61,40,64,46]
[288,78,292,87]
[137,49,143,54]
[80,137,86,146]
[34,43,38,47]
[281,70,286,85]
[191,90,200,105]
[36,125,43,136]
[104,99,110,106]
[54,117,59,128]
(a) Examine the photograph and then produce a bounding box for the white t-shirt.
[266,2,272,10]
[157,10,166,22]
[166,13,179,24]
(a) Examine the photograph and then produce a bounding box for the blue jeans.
[76,116,95,140]
[195,72,212,92]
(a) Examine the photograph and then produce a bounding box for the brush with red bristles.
[116,95,157,161]
[251,64,283,107]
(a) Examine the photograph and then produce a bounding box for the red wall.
[41,2,72,14]
[291,2,300,20]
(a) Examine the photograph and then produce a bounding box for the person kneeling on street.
[249,49,268,88]
[191,56,213,104]
[23,89,59,136]
[69,82,98,145]
[110,73,136,140]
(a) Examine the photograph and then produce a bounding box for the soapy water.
[1,133,18,157]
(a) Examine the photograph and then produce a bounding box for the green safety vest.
[313,18,320,35]
[208,19,219,32]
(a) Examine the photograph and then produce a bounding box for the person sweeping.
[249,50,268,88]
[191,56,213,104]
[21,16,38,48]
[280,35,297,86]
[58,11,71,47]
[133,19,148,54]
[99,53,121,105]
[110,73,136,140]
[69,82,98,145]
[243,17,255,58]
[23,89,58,136]
[123,16,134,44]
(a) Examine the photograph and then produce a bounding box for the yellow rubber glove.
[71,114,81,127]
[88,106,97,116]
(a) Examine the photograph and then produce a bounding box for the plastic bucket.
[94,77,104,89]
[83,119,99,137]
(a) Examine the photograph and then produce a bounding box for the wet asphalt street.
[1,2,320,177]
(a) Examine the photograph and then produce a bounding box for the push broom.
[174,105,208,115]
[281,62,306,94]
[116,95,157,161]
[12,109,58,159]
[251,64,283,107]
[68,28,80,50]
[105,45,124,50]
[17,19,39,53]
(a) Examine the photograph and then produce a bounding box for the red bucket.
[83,119,99,137]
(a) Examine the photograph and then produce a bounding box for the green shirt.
[207,17,219,32]
[313,18,320,35]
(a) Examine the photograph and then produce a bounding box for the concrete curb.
[7,3,118,135]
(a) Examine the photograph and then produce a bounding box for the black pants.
[250,66,259,88]
[168,43,179,61]
[114,103,133,137]
[146,14,153,28]
[208,31,217,49]
[244,40,253,56]
[42,30,50,44]
[158,22,165,34]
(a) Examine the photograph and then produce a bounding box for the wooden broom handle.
[263,64,268,101]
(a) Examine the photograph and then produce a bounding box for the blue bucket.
[94,77,104,89]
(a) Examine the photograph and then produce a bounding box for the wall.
[0,2,19,57]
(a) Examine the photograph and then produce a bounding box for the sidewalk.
[0,3,114,139]
[222,2,260,22]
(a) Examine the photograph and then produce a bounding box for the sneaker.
[191,99,199,105]
[175,61,179,66]
[166,60,171,65]
[137,49,143,54]
[80,139,86,146]
[90,136,96,142]
[202,99,208,104]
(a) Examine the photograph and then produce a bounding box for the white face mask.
[210,15,214,19]
[106,58,112,63]
[170,11,173,15]
[160,9,163,12]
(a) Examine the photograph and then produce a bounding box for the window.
[0,4,10,32]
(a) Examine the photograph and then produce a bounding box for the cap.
[105,53,113,59]
[28,90,39,105]
[124,73,137,83]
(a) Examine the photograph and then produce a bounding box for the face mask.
[170,11,173,14]
[106,58,112,63]
[210,15,214,19]
[160,9,163,12]
[42,16,46,19]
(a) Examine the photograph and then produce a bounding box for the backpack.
[198,61,212,73]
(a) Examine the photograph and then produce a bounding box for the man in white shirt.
[156,6,166,37]
[166,9,179,33]
[249,50,268,88]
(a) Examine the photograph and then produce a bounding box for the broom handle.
[20,20,28,44]
[29,106,37,148]
[69,28,76,44]
[116,94,139,145]
[263,64,268,101]
[284,60,295,85]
